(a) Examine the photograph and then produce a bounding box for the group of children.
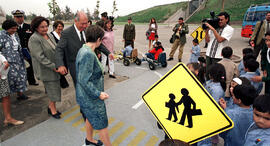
[156,33,270,146]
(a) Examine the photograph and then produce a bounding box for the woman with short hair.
[50,20,69,89]
[28,16,61,119]
[0,19,26,126]
[76,25,111,146]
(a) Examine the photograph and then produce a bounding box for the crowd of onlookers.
[0,8,270,146]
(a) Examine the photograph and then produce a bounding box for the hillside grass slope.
[187,0,269,23]
[115,2,187,23]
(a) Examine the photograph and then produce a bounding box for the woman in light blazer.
[28,16,61,119]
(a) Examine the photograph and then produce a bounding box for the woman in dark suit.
[28,16,61,119]
[51,20,69,88]
[76,25,111,146]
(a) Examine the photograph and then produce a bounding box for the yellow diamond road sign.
[191,26,206,43]
[142,63,234,144]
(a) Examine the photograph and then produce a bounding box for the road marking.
[145,136,159,146]
[61,105,79,118]
[64,112,81,123]
[154,71,162,78]
[112,126,135,145]
[135,66,148,70]
[109,121,124,137]
[127,130,147,146]
[132,71,163,110]
[132,100,144,109]
[72,118,84,127]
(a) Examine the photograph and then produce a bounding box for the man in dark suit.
[55,11,112,85]
[123,17,136,48]
[12,10,38,86]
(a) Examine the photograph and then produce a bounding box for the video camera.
[108,16,115,29]
[202,11,220,30]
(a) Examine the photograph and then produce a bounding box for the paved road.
[1,24,250,146]
[2,62,172,146]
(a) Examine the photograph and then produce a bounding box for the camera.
[202,11,220,30]
[108,16,115,28]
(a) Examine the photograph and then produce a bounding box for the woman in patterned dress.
[0,20,24,126]
[76,25,111,146]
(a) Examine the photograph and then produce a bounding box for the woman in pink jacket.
[101,20,115,78]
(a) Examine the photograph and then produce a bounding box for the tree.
[25,12,37,21]
[63,6,73,21]
[111,0,118,16]
[48,0,61,20]
[86,8,92,21]
[93,0,100,20]
[221,0,225,12]
[0,6,5,17]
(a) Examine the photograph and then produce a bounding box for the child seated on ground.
[122,42,133,57]
[241,58,263,94]
[218,46,239,98]
[189,39,200,63]
[244,94,270,145]
[145,41,164,61]
[219,84,257,146]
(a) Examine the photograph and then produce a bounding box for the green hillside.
[115,2,188,23]
[187,0,269,23]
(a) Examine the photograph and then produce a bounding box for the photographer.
[168,17,189,62]
[204,12,234,68]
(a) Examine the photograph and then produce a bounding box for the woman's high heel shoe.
[47,108,61,119]
[4,120,24,126]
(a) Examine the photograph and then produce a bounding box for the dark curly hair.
[52,20,64,30]
[30,16,50,32]
[2,19,18,30]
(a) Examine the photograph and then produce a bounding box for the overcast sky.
[1,0,187,17]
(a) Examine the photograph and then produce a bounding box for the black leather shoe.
[48,108,61,116]
[178,59,182,62]
[85,139,103,146]
[167,58,173,61]
[51,113,61,119]
[109,75,116,78]
[17,94,29,101]
[29,82,39,86]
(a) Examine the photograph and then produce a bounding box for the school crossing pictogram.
[142,63,234,144]
[166,89,202,128]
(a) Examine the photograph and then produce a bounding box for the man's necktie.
[80,31,85,44]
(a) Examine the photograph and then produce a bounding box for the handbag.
[170,33,176,44]
[22,48,31,60]
[146,30,151,40]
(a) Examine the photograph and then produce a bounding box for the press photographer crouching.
[204,12,234,69]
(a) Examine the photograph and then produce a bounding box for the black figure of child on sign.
[165,88,202,128]
[165,93,179,122]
